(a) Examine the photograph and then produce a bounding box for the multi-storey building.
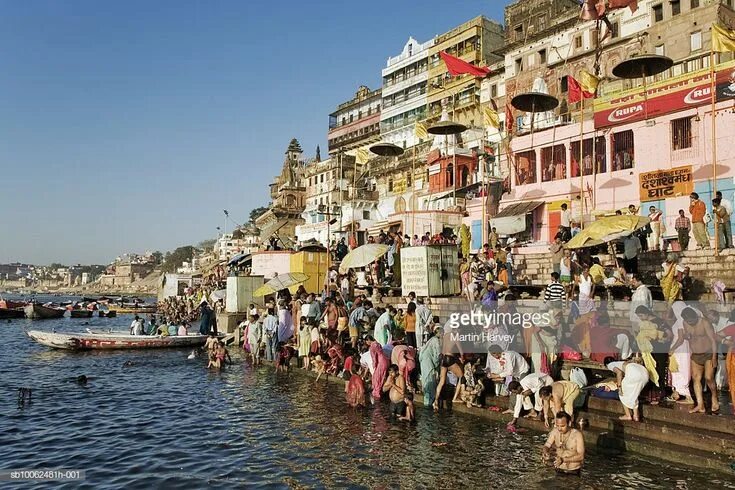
[380,37,434,149]
[327,86,382,156]
[426,16,505,129]
[494,0,735,249]
[255,139,307,248]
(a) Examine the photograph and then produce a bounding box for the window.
[491,84,498,98]
[690,0,699,8]
[446,163,454,187]
[515,57,523,74]
[690,31,702,52]
[560,75,569,93]
[527,53,536,67]
[541,145,566,182]
[539,49,547,64]
[655,44,665,55]
[671,117,693,150]
[671,0,680,16]
[611,21,619,39]
[653,4,663,22]
[514,24,523,41]
[574,35,583,50]
[363,210,370,219]
[611,130,635,171]
[515,151,537,185]
[537,14,547,32]
[570,137,607,177]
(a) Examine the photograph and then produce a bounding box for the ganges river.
[1,295,733,489]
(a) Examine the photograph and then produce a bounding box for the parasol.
[369,142,405,157]
[253,272,310,297]
[427,120,467,136]
[565,215,650,249]
[338,244,390,274]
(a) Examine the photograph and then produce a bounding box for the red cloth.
[439,51,491,78]
[505,104,514,134]
[589,326,630,363]
[540,352,551,375]
[568,76,595,103]
[343,356,354,374]
[346,374,366,408]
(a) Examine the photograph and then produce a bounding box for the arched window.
[446,163,454,187]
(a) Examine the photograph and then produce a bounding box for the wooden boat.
[24,303,66,320]
[0,299,26,309]
[70,309,94,318]
[0,308,25,319]
[108,304,157,314]
[26,330,213,350]
[98,310,117,318]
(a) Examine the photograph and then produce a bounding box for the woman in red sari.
[345,353,366,407]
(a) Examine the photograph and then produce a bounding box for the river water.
[1,295,733,489]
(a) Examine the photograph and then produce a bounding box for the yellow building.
[426,16,505,128]
[290,248,328,295]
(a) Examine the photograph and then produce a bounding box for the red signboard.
[594,62,735,129]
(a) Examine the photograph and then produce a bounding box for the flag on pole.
[580,0,638,21]
[439,51,491,78]
[355,148,369,164]
[483,106,500,129]
[505,104,514,134]
[712,24,735,52]
[414,121,428,139]
[568,71,599,103]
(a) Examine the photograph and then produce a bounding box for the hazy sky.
[0,0,507,265]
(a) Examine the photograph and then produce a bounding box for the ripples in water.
[0,297,733,488]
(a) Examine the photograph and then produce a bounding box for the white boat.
[26,330,213,351]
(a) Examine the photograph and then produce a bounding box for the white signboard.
[400,247,429,297]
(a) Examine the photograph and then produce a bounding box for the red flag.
[567,76,595,103]
[580,0,637,21]
[505,104,514,134]
[439,51,491,78]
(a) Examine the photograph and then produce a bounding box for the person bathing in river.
[383,364,411,421]
[542,411,585,475]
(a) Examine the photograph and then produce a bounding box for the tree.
[161,246,196,273]
[249,206,270,224]
[197,239,217,251]
[151,251,164,265]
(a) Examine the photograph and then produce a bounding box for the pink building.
[486,60,735,252]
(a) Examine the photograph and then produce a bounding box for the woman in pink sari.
[367,336,389,402]
[391,344,417,388]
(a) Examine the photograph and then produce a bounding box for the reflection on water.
[1,296,733,488]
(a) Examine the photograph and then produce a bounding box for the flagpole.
[711,47,719,255]
[579,97,585,229]
[412,143,416,239]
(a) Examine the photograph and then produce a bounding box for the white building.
[380,37,434,149]
[216,226,259,262]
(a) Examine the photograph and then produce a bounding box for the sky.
[0,0,508,265]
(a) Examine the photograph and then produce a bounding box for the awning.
[492,201,543,219]
[490,201,543,235]
[454,182,483,198]
[227,253,251,267]
[431,190,455,201]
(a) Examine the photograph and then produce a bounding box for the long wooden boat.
[26,330,212,350]
[0,299,26,309]
[0,308,25,319]
[108,304,157,314]
[70,309,94,318]
[24,303,66,320]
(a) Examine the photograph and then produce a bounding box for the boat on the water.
[0,299,26,310]
[98,310,117,318]
[26,330,212,350]
[0,308,25,319]
[108,304,157,314]
[70,309,94,318]
[24,303,66,320]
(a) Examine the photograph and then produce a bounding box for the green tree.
[151,251,164,264]
[197,239,217,251]
[161,246,195,273]
[249,206,269,224]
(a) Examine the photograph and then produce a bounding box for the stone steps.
[580,407,735,459]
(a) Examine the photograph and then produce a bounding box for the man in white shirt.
[130,316,142,335]
[717,191,733,216]
[485,347,529,380]
[507,373,554,425]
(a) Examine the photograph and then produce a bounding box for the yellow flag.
[483,106,500,129]
[414,121,428,139]
[713,24,735,52]
[579,69,600,95]
[355,148,369,164]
